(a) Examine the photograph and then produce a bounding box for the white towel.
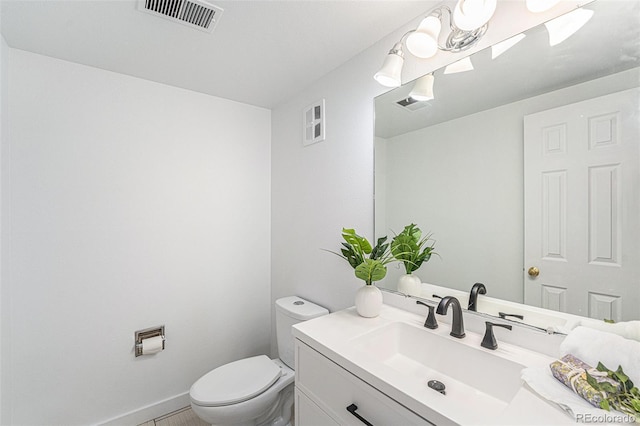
[521,367,617,421]
[553,319,640,341]
[582,320,640,342]
[559,326,640,385]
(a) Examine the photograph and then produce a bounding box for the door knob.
[528,266,540,277]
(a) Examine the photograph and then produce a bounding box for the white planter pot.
[397,273,422,297]
[355,285,383,318]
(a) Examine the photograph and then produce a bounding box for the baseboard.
[97,392,190,426]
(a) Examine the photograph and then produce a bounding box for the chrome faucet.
[436,296,465,338]
[467,282,486,312]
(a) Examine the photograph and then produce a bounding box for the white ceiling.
[0,0,436,108]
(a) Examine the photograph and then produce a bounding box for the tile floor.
[139,406,208,426]
[139,403,296,426]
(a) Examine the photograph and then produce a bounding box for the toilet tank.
[275,296,328,369]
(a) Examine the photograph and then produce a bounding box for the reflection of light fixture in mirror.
[491,33,526,59]
[444,57,474,74]
[526,0,560,13]
[374,0,497,86]
[409,74,435,101]
[545,8,594,47]
[373,42,404,87]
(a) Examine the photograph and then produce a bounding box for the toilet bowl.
[189,296,328,426]
[190,356,294,426]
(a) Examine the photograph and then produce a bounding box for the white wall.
[377,68,640,303]
[0,33,8,424]
[4,49,271,425]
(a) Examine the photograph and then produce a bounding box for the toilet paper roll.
[141,335,164,355]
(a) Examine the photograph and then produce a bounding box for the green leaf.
[328,228,393,285]
[390,224,437,274]
[586,372,602,390]
[355,259,387,285]
[599,381,621,394]
[370,236,389,261]
[342,228,372,255]
[590,361,640,418]
[614,366,630,384]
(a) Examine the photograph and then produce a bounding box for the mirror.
[374,0,640,327]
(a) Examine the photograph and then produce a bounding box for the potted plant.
[329,228,393,317]
[391,223,437,296]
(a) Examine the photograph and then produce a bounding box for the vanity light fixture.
[374,0,497,87]
[545,8,594,47]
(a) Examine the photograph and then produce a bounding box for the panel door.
[524,88,639,321]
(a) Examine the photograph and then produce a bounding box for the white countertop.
[293,304,575,425]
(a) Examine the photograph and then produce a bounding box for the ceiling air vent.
[395,97,431,112]
[138,0,224,33]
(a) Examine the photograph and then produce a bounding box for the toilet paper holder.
[135,325,165,357]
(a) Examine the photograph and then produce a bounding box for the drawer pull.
[346,403,374,426]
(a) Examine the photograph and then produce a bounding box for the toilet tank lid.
[190,355,281,407]
[275,296,329,320]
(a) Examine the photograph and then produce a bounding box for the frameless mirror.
[374,0,640,327]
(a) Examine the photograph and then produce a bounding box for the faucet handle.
[481,322,512,350]
[416,300,438,329]
[498,312,524,320]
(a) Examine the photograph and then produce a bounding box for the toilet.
[189,296,329,426]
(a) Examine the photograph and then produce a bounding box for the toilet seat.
[190,355,282,407]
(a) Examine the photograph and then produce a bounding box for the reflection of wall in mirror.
[375,67,640,304]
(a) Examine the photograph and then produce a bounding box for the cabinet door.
[295,387,340,426]
[296,340,434,426]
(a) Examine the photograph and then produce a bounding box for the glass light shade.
[443,57,474,74]
[526,0,561,13]
[374,52,404,87]
[406,16,442,59]
[409,74,435,101]
[453,0,497,31]
[545,8,593,47]
[491,33,526,59]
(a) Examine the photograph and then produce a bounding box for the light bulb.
[453,0,497,31]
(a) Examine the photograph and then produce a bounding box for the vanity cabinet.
[295,339,432,426]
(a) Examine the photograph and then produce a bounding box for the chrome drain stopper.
[428,379,446,395]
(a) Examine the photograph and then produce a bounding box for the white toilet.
[189,296,328,426]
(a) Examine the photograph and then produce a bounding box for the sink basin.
[350,322,525,407]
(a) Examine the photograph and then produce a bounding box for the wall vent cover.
[138,0,224,33]
[303,99,326,146]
